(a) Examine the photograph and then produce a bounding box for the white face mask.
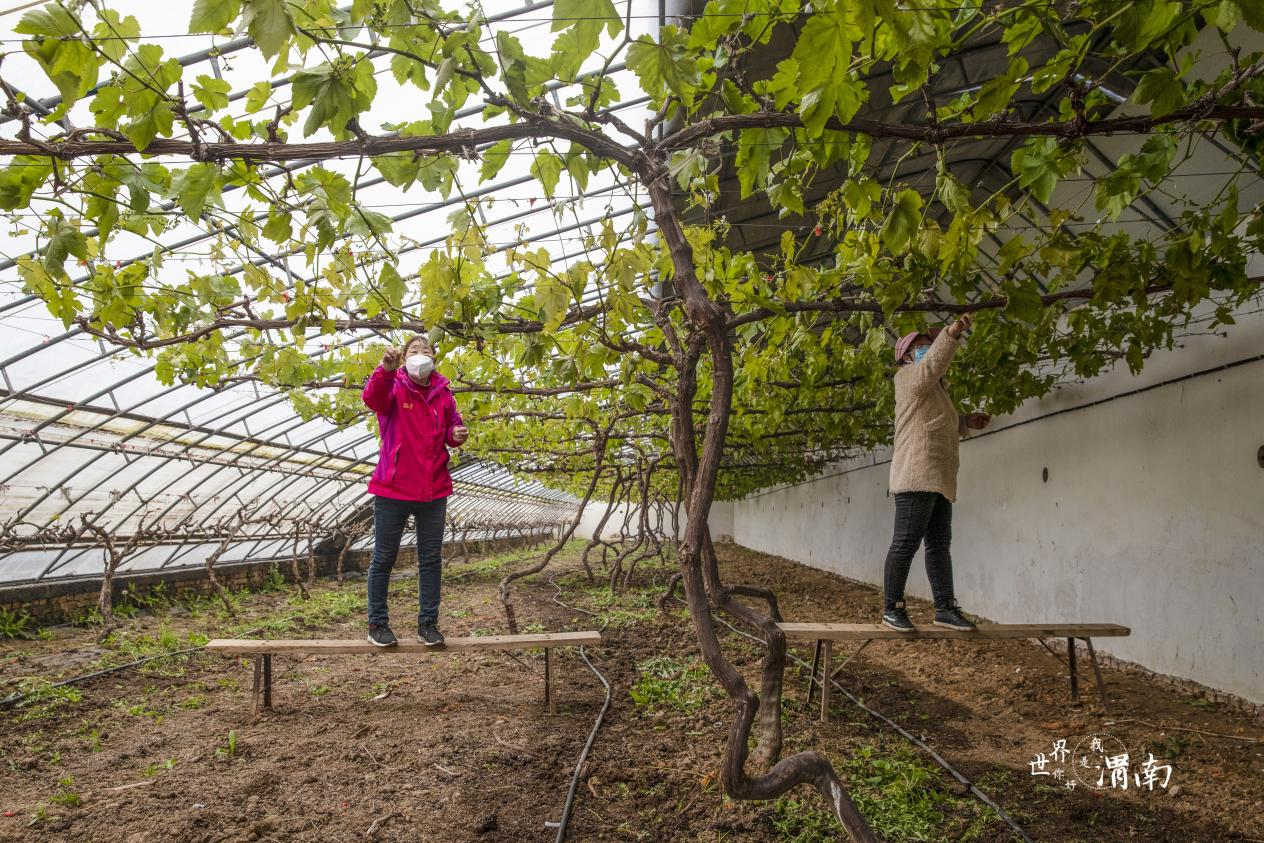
[405,353,434,381]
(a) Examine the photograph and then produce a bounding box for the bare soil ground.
[1,541,1261,842]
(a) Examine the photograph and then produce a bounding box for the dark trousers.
[883,491,956,610]
[366,495,447,628]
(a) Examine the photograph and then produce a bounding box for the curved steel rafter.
[0,5,655,584]
[0,200,637,572]
[2,6,1240,587]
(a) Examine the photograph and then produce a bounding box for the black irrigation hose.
[701,603,1035,843]
[0,546,556,713]
[0,645,208,709]
[0,624,268,710]
[547,571,612,843]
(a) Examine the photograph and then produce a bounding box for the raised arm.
[362,348,402,414]
[907,330,961,391]
[907,314,972,392]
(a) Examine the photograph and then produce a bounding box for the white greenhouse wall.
[577,501,679,541]
[722,303,1264,704]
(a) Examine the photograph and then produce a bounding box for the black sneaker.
[367,623,398,647]
[417,621,445,647]
[934,600,977,631]
[881,602,915,632]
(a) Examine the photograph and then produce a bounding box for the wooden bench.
[207,631,602,716]
[778,623,1131,722]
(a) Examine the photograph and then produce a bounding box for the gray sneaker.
[367,623,398,647]
[881,601,915,632]
[417,621,445,647]
[933,600,977,631]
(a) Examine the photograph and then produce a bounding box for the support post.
[1067,637,1079,704]
[1083,638,1110,714]
[263,653,272,710]
[544,647,555,714]
[819,640,832,724]
[251,656,262,717]
[806,638,822,705]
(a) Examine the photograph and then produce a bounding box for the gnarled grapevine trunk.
[581,465,624,581]
[621,455,665,590]
[644,169,878,842]
[202,525,242,615]
[336,518,369,583]
[79,517,152,637]
[290,522,310,600]
[498,426,611,633]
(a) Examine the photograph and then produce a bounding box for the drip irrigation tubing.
[0,622,282,710]
[0,537,561,712]
[0,628,261,711]
[546,570,612,843]
[0,646,208,710]
[692,598,1035,843]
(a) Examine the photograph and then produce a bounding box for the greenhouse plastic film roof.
[0,0,1260,583]
[0,0,651,584]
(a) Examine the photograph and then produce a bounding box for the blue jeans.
[366,495,447,628]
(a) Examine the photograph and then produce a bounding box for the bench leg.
[1083,638,1110,715]
[544,647,555,715]
[819,640,832,724]
[832,639,873,681]
[263,654,272,710]
[806,639,822,705]
[251,656,262,716]
[1036,637,1065,666]
[1067,637,1079,704]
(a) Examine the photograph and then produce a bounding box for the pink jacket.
[362,365,464,502]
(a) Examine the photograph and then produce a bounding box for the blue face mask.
[913,345,929,362]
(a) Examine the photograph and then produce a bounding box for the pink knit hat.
[895,327,941,362]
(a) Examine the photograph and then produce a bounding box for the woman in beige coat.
[882,313,990,632]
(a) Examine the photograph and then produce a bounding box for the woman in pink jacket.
[361,335,468,647]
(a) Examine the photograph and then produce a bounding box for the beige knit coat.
[889,331,970,502]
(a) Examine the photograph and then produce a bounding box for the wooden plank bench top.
[207,630,602,654]
[787,622,1130,722]
[209,631,603,715]
[778,623,1130,641]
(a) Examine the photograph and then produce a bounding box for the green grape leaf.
[1235,0,1264,30]
[172,163,222,219]
[1132,67,1185,118]
[42,214,89,278]
[1011,137,1069,205]
[377,262,408,315]
[292,58,377,138]
[480,140,513,182]
[626,26,698,102]
[531,151,564,197]
[190,0,241,34]
[552,0,621,36]
[245,81,273,113]
[735,127,787,198]
[242,0,294,60]
[126,105,174,152]
[192,74,232,112]
[262,209,292,243]
[496,31,532,103]
[0,157,54,211]
[16,6,101,119]
[880,189,923,256]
